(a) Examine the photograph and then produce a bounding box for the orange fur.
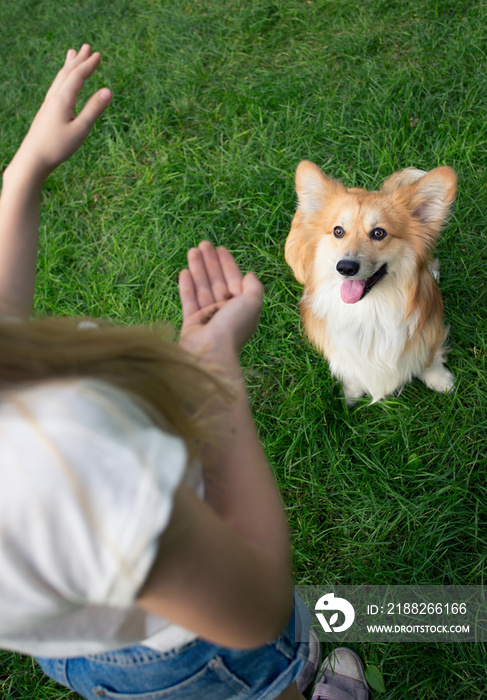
[285,161,456,403]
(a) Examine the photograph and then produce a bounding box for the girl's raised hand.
[14,44,112,181]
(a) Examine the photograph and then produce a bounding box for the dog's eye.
[370,228,387,240]
[333,226,345,238]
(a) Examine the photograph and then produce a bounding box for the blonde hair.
[0,316,227,459]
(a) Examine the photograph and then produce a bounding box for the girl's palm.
[179,242,263,356]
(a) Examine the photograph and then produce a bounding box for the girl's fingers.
[180,265,227,329]
[46,46,97,103]
[183,242,256,323]
[242,271,264,304]
[178,269,199,319]
[187,247,215,308]
[45,58,75,98]
[216,246,243,296]
[198,241,230,302]
[63,44,92,75]
[55,45,92,91]
[62,51,102,102]
[75,88,112,136]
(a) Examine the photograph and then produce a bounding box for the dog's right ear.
[286,162,344,284]
[295,160,344,214]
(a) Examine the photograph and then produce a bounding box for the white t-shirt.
[0,378,200,658]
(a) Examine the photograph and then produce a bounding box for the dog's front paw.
[343,383,365,406]
[422,365,455,393]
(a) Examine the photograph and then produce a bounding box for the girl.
[0,45,368,700]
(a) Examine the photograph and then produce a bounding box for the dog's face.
[309,188,415,303]
[285,161,457,304]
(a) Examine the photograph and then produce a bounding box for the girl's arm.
[137,242,294,649]
[178,242,292,577]
[0,44,111,318]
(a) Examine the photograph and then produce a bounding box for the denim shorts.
[36,594,310,700]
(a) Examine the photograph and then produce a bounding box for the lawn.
[0,0,486,698]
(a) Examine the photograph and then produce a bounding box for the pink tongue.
[340,279,366,304]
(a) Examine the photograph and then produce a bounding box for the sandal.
[296,628,321,695]
[311,647,369,700]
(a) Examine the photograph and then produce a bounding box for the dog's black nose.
[336,259,360,276]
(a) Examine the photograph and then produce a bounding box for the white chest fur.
[307,274,427,402]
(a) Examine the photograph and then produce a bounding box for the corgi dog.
[285,161,456,403]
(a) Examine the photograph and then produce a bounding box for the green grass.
[1,0,486,698]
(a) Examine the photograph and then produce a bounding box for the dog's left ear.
[380,167,428,193]
[400,166,457,235]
